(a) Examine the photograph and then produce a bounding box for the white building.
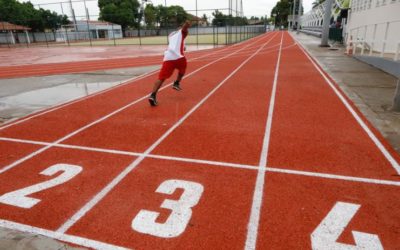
[75,21,123,39]
[347,0,400,54]
[300,0,400,56]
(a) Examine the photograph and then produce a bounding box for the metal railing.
[346,20,400,61]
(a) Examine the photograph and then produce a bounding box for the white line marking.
[147,154,259,171]
[288,32,400,174]
[0,219,129,250]
[0,32,276,175]
[0,136,258,171]
[1,136,399,186]
[311,202,383,250]
[56,32,278,234]
[0,137,50,146]
[190,43,297,62]
[245,31,284,250]
[265,167,400,186]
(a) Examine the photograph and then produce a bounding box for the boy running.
[149,20,191,106]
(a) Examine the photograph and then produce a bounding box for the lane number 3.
[0,164,82,209]
[132,179,204,238]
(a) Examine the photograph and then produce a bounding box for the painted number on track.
[132,179,204,238]
[311,201,383,250]
[0,164,82,209]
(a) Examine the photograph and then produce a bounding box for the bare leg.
[152,79,165,95]
[175,73,184,83]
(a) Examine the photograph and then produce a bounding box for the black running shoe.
[173,82,182,91]
[148,95,158,106]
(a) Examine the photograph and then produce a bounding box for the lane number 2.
[0,164,82,209]
[132,179,204,238]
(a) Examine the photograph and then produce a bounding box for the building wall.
[346,0,400,52]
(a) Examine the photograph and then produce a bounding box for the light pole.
[292,0,297,29]
[320,0,334,46]
[68,0,77,30]
[196,0,198,47]
[289,2,292,29]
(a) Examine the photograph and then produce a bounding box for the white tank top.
[163,29,185,61]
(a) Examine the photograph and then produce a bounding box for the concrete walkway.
[0,227,85,250]
[292,31,400,154]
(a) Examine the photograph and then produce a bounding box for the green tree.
[0,0,68,31]
[39,9,69,31]
[148,5,188,28]
[202,14,209,26]
[166,5,188,27]
[211,10,226,26]
[98,0,140,34]
[155,5,168,28]
[212,10,248,26]
[144,4,157,27]
[271,0,303,28]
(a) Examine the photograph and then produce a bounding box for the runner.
[148,20,191,106]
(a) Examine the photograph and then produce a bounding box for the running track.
[0,31,399,249]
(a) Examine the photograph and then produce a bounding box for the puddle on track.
[0,81,123,122]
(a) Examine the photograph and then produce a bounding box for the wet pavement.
[0,227,86,250]
[291,31,400,153]
[0,65,159,124]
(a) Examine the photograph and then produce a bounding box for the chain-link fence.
[0,0,268,48]
[0,19,266,48]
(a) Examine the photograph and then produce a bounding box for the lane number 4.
[311,201,384,250]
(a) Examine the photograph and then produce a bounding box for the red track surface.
[0,31,399,250]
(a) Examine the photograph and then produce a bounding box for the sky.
[21,0,313,21]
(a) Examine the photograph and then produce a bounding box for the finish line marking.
[0,136,399,187]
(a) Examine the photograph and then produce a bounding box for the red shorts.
[158,57,187,80]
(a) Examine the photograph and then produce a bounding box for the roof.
[77,20,117,26]
[248,20,265,25]
[0,22,31,31]
[187,14,207,22]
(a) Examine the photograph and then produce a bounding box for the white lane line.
[0,137,260,172]
[245,31,284,250]
[0,33,276,175]
[146,154,259,171]
[0,137,50,146]
[288,32,400,174]
[0,219,129,250]
[56,32,278,234]
[190,43,296,62]
[0,34,264,131]
[265,167,400,186]
[1,136,399,186]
